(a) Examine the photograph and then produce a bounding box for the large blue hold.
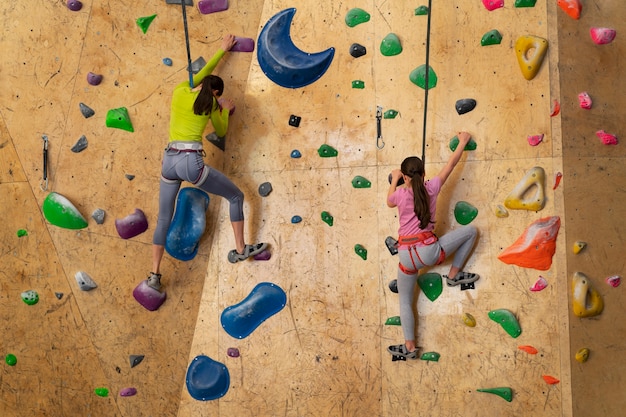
[221,282,287,339]
[185,355,230,401]
[165,187,210,261]
[257,8,335,89]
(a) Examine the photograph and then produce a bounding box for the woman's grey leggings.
[397,225,477,342]
[152,149,244,246]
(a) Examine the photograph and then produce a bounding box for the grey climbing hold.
[258,182,272,197]
[455,98,477,115]
[206,132,226,151]
[55,292,64,299]
[350,43,367,58]
[129,355,144,368]
[79,103,95,118]
[190,57,206,74]
[385,236,399,255]
[92,208,105,224]
[125,174,135,181]
[71,135,88,153]
[75,271,97,291]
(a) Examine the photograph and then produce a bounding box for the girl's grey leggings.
[396,225,477,342]
[152,149,244,246]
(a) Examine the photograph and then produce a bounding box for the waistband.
[398,232,437,246]
[167,141,203,151]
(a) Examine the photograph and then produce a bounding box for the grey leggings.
[397,225,477,342]
[152,149,244,246]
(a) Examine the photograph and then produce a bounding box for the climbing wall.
[1,0,624,416]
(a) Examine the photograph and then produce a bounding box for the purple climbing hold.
[67,0,83,11]
[87,72,103,86]
[133,280,167,311]
[119,387,137,397]
[231,37,255,52]
[115,209,148,239]
[253,250,272,261]
[227,347,240,358]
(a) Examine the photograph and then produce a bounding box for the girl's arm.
[387,169,403,207]
[436,131,471,186]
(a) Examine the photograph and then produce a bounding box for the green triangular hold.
[454,201,478,225]
[318,144,338,157]
[354,244,367,260]
[477,387,513,402]
[417,272,443,302]
[449,135,477,151]
[321,211,334,226]
[481,29,503,46]
[106,107,134,132]
[351,175,371,188]
[380,33,402,56]
[515,0,537,7]
[136,14,157,34]
[42,192,88,229]
[384,109,398,119]
[409,65,437,89]
[385,316,401,326]
[488,309,522,338]
[345,8,370,27]
[415,6,429,15]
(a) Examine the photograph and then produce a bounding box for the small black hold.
[460,282,475,291]
[289,114,301,127]
[206,132,226,151]
[455,98,477,115]
[79,102,95,118]
[350,43,367,58]
[388,172,404,186]
[129,355,144,368]
[71,135,88,153]
[385,236,399,256]
[115,366,121,374]
[55,292,63,300]
[388,279,398,293]
[391,354,406,362]
[258,182,273,197]
[125,174,135,181]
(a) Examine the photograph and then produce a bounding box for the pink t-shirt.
[388,176,442,245]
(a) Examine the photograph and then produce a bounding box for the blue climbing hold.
[221,282,287,339]
[165,188,210,261]
[162,57,172,66]
[291,215,302,224]
[290,149,302,158]
[185,355,230,401]
[257,8,335,88]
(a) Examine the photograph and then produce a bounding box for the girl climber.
[148,34,267,291]
[386,131,479,360]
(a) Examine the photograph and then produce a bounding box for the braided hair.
[401,156,432,229]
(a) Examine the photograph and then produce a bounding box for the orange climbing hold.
[542,375,560,385]
[518,345,538,354]
[557,0,582,20]
[550,100,560,117]
[498,216,560,271]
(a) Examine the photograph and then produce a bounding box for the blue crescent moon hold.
[257,8,335,89]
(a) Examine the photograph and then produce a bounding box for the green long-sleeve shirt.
[168,49,229,142]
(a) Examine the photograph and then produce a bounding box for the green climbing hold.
[384,109,398,119]
[354,244,367,260]
[488,309,522,338]
[321,211,334,227]
[94,387,109,397]
[449,135,477,151]
[5,354,17,366]
[16,229,28,237]
[415,6,429,15]
[385,316,401,326]
[477,387,513,402]
[380,33,402,56]
[318,144,338,157]
[515,0,537,7]
[136,14,157,34]
[420,351,440,362]
[352,80,365,89]
[481,29,503,46]
[21,290,39,305]
[409,65,437,89]
[351,175,371,188]
[417,272,443,302]
[106,107,134,132]
[345,8,370,27]
[454,201,478,225]
[42,192,88,229]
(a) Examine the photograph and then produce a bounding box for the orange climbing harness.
[397,232,446,275]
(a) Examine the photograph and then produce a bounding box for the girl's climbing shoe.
[147,272,162,291]
[387,344,419,360]
[228,243,268,264]
[445,271,480,287]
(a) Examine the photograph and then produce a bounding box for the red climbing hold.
[550,100,560,117]
[527,134,544,146]
[557,0,581,20]
[596,130,618,145]
[590,27,616,45]
[542,375,560,385]
[482,0,504,11]
[553,172,562,190]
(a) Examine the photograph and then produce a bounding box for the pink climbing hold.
[606,275,621,287]
[590,27,616,45]
[527,134,544,146]
[530,276,548,292]
[596,130,618,145]
[482,0,504,11]
[578,92,592,109]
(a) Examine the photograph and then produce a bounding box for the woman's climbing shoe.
[147,272,162,291]
[387,344,419,360]
[228,243,268,264]
[445,271,480,287]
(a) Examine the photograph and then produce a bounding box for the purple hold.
[253,250,271,261]
[67,0,83,11]
[119,387,137,397]
[227,348,240,358]
[87,72,103,86]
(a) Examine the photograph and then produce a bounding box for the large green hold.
[418,272,443,302]
[106,107,134,132]
[477,387,513,402]
[409,65,437,89]
[488,309,522,338]
[380,33,402,56]
[345,8,370,27]
[42,192,88,229]
[454,201,478,225]
[449,135,477,151]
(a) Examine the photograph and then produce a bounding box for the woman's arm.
[436,131,471,186]
[191,34,237,87]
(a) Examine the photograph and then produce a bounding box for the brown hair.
[401,156,432,229]
[193,75,224,115]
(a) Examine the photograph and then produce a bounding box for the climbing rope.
[180,0,195,88]
[421,0,433,164]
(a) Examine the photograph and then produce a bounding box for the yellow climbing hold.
[515,35,548,80]
[462,313,476,327]
[495,204,509,218]
[504,166,546,211]
[575,347,589,363]
[573,241,586,254]
[572,272,604,318]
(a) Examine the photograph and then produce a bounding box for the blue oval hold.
[165,188,210,261]
[291,215,302,224]
[163,57,173,66]
[290,149,301,158]
[185,355,229,401]
[221,282,287,339]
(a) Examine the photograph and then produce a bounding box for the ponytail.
[193,75,224,115]
[401,156,432,229]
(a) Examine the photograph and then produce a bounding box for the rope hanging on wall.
[180,0,194,88]
[421,0,434,163]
